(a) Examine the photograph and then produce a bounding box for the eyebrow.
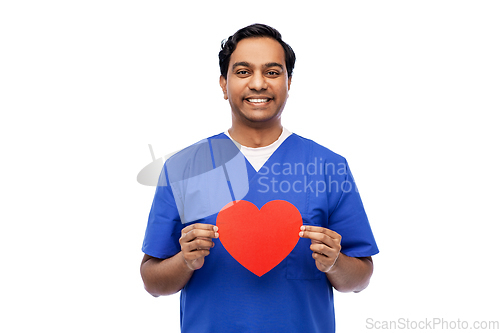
[232,62,284,71]
[264,62,284,70]
[232,61,251,70]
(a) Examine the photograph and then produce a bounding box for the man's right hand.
[179,223,219,271]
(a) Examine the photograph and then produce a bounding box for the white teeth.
[247,98,269,103]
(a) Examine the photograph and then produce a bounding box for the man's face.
[220,37,291,127]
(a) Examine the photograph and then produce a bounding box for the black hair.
[219,23,296,79]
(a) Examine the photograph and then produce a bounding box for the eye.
[236,70,250,75]
[267,71,280,76]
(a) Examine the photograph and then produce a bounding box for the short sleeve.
[328,161,379,258]
[141,163,183,259]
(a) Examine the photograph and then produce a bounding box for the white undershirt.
[224,128,293,172]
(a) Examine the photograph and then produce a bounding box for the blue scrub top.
[142,133,379,333]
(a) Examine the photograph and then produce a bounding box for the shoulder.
[164,133,232,181]
[166,133,227,164]
[289,133,347,164]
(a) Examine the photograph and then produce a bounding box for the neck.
[228,123,283,148]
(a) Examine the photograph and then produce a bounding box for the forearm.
[326,254,373,293]
[140,252,194,297]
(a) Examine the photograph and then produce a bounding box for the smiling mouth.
[245,98,271,103]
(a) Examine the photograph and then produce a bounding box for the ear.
[287,76,292,91]
[219,75,228,100]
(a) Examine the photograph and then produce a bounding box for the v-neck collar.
[221,132,296,183]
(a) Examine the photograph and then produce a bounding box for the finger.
[196,236,218,248]
[299,230,340,248]
[181,226,219,243]
[181,223,218,235]
[182,238,215,252]
[310,243,339,258]
[311,252,334,265]
[311,252,337,272]
[300,225,340,239]
[184,249,211,262]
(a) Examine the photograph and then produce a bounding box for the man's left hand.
[299,225,341,273]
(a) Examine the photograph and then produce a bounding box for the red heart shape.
[216,200,302,277]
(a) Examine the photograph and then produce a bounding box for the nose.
[247,72,268,91]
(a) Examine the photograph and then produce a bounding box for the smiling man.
[140,24,379,332]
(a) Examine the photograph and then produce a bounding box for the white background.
[1,1,499,332]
